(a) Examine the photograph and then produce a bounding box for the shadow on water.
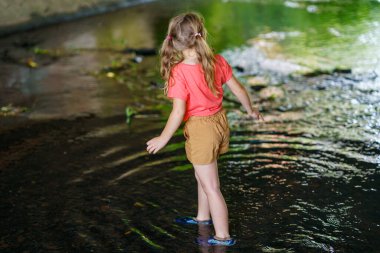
[0,0,380,252]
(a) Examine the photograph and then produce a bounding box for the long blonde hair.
[160,12,218,96]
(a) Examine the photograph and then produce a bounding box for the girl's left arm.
[146,98,186,154]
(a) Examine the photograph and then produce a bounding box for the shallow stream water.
[0,0,379,252]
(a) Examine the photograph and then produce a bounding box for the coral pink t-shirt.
[167,54,233,121]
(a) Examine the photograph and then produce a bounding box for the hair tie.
[194,32,202,37]
[166,35,172,40]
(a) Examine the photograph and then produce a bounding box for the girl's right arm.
[146,98,186,154]
[226,75,264,120]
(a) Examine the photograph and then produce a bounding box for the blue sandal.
[174,216,213,225]
[207,236,236,246]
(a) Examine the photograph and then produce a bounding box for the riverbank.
[0,0,154,37]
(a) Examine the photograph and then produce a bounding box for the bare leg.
[194,172,211,221]
[193,160,230,239]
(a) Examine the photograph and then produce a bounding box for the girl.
[146,12,263,246]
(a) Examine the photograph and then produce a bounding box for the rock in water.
[246,76,269,91]
[259,87,284,100]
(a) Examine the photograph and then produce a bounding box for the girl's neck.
[182,48,199,65]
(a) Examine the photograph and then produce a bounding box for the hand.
[249,108,264,121]
[146,135,169,154]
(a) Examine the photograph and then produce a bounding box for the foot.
[207,235,236,246]
[174,216,213,225]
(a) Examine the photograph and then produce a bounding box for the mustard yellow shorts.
[183,108,230,165]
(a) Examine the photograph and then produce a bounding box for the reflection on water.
[0,0,379,252]
[0,3,160,119]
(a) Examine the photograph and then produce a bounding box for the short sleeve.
[167,67,189,101]
[217,54,233,84]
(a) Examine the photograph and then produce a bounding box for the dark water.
[0,0,379,252]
